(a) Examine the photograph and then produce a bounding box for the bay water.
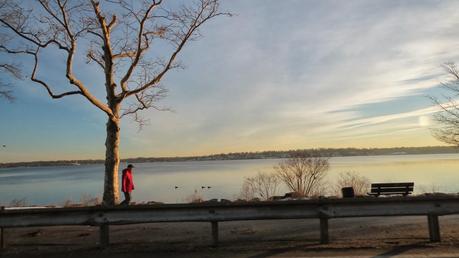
[1,154,458,206]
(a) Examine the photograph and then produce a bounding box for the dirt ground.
[1,215,459,258]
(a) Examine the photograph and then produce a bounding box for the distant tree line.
[1,146,458,168]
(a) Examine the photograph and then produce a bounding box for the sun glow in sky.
[1,0,459,162]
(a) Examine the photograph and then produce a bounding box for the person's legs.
[125,191,131,204]
[120,192,131,206]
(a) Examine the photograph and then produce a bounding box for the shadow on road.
[371,242,433,258]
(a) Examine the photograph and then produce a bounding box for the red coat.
[122,168,135,193]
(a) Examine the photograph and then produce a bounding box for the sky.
[1,0,459,162]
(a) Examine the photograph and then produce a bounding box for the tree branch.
[64,39,114,116]
[0,17,69,51]
[113,50,137,59]
[87,30,104,41]
[108,15,117,30]
[86,48,105,69]
[124,0,229,98]
[30,49,82,99]
[1,2,113,115]
[121,87,169,118]
[91,0,120,105]
[119,1,161,93]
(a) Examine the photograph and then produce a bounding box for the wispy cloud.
[117,0,459,156]
[3,0,459,161]
[336,105,441,130]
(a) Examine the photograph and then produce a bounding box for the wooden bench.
[368,182,414,197]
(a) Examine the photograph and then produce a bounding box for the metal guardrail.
[1,196,459,248]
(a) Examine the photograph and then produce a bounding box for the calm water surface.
[1,154,458,205]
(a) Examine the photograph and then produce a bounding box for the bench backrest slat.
[369,182,414,195]
[371,182,414,187]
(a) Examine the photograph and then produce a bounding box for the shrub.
[8,198,27,207]
[240,171,280,201]
[186,190,204,203]
[335,171,370,196]
[80,194,101,206]
[274,152,329,197]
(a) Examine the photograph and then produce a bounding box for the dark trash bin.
[341,187,355,198]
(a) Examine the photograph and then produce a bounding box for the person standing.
[120,164,135,206]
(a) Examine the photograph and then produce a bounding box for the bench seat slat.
[368,192,412,195]
[371,187,413,193]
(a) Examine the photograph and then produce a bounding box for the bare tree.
[431,62,459,145]
[240,171,280,201]
[0,54,21,101]
[0,1,20,101]
[334,171,369,196]
[0,0,229,206]
[0,61,19,101]
[274,152,329,197]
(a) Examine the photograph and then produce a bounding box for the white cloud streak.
[118,0,459,156]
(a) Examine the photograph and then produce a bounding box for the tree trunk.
[102,115,121,206]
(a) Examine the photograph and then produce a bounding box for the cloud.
[114,0,459,156]
[5,0,459,162]
[336,105,441,130]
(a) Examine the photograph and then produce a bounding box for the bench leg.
[99,224,109,248]
[211,221,219,247]
[427,215,441,242]
[320,217,329,244]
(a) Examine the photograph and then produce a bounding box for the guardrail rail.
[1,195,459,248]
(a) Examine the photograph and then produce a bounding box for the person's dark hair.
[127,164,134,168]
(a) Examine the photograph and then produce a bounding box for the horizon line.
[1,145,457,165]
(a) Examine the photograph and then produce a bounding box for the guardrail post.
[427,214,441,242]
[1,206,5,250]
[99,224,109,248]
[211,221,219,247]
[320,217,329,244]
[0,227,4,250]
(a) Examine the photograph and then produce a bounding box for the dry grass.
[8,198,27,207]
[185,190,204,203]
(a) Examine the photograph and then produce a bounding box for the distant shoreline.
[1,146,458,169]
